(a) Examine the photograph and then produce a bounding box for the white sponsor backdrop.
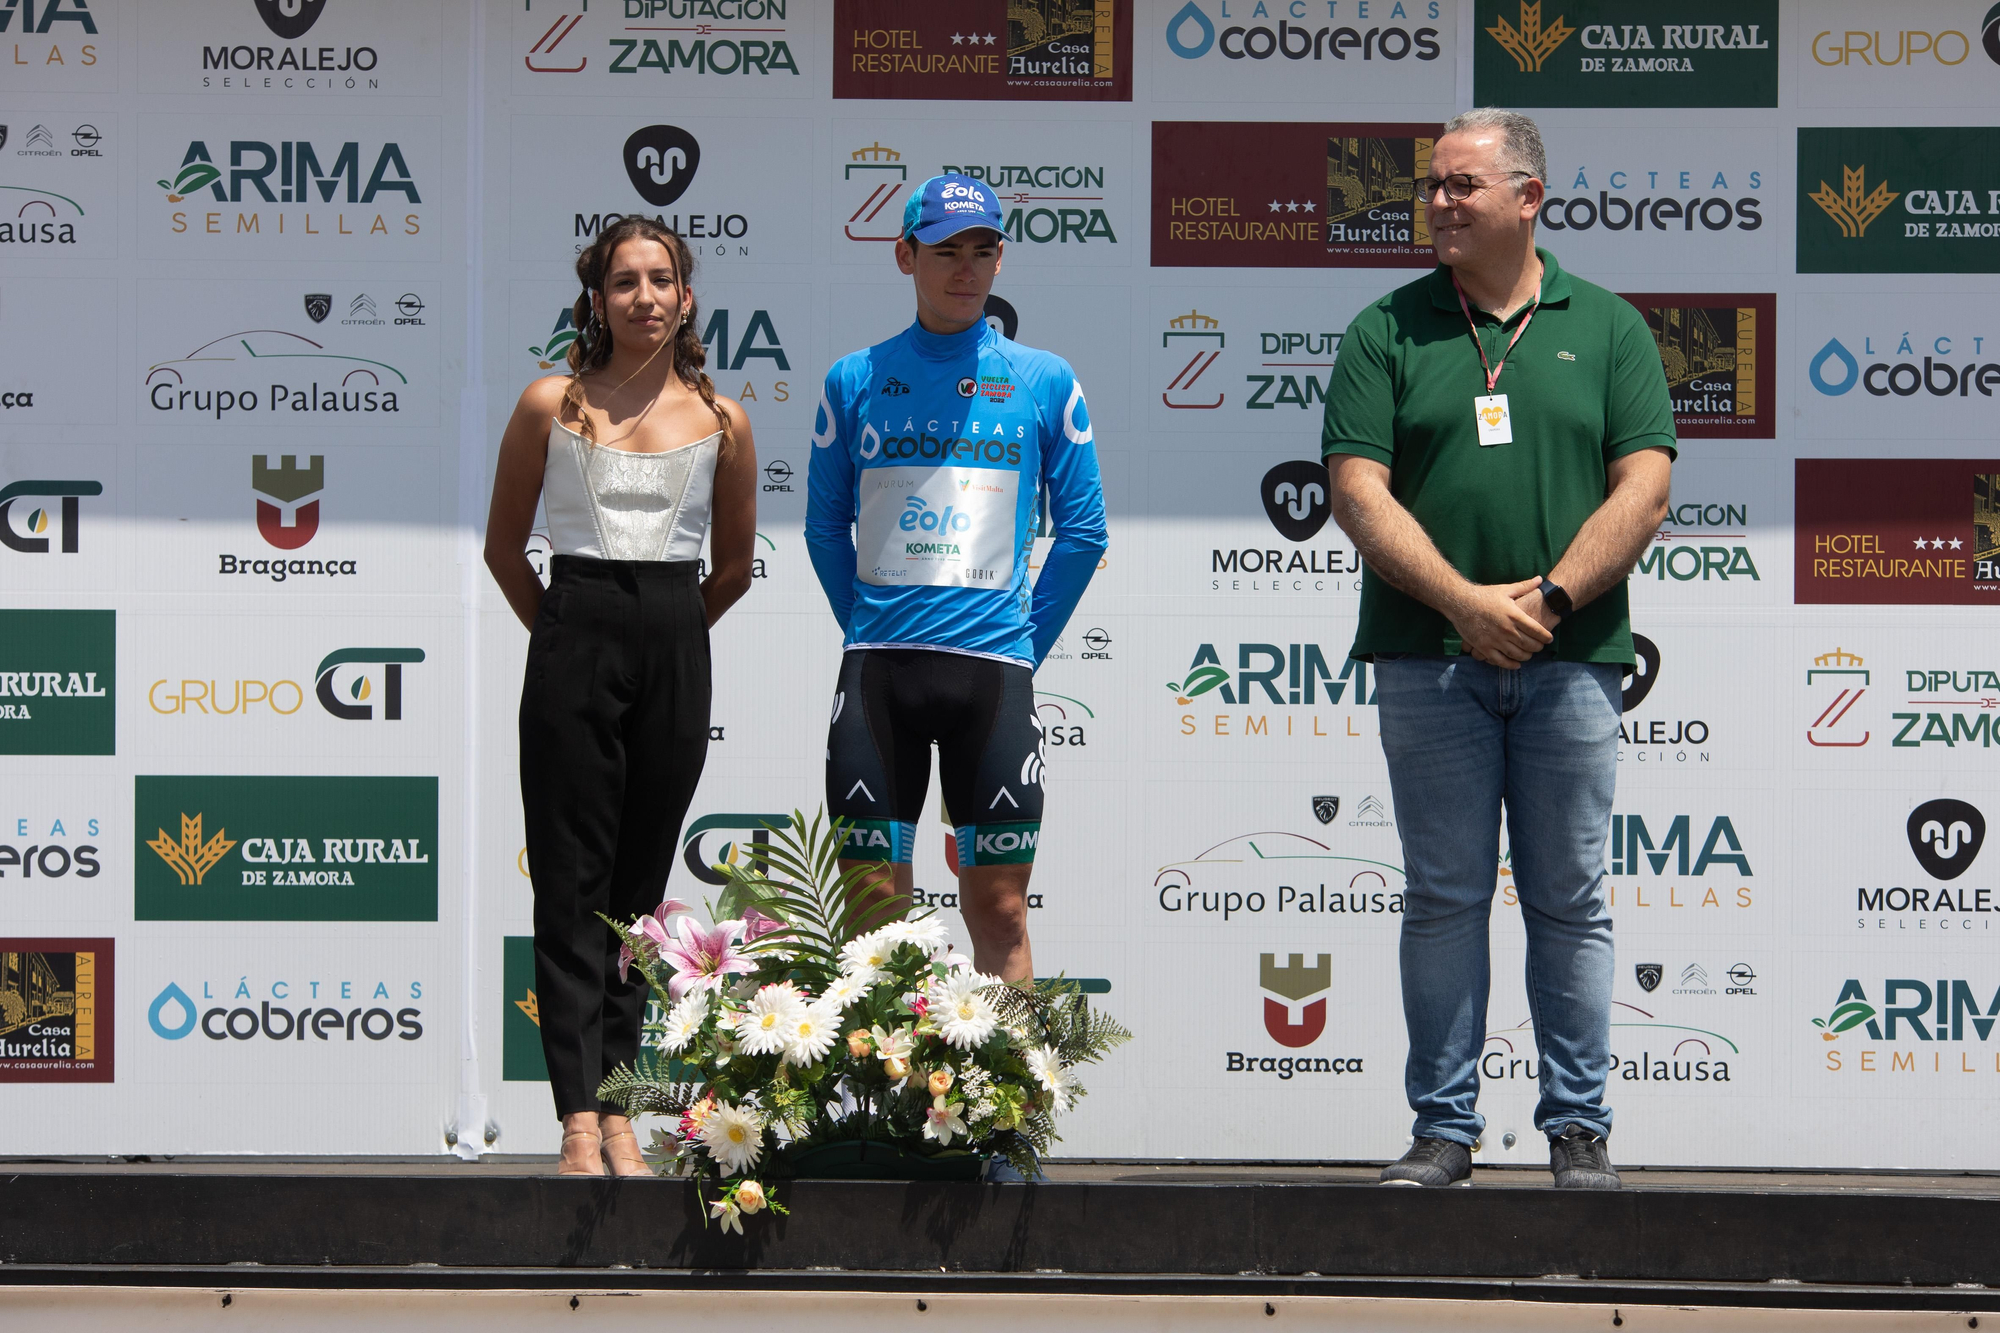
[2,0,1997,1169]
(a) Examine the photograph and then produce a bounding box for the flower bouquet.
[596,810,1130,1231]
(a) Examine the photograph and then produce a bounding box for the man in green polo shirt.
[1323,108,1674,1190]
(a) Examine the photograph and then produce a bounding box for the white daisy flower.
[838,931,893,984]
[1025,1045,1075,1111]
[698,1102,765,1176]
[661,991,710,1054]
[929,970,1001,1050]
[883,916,949,952]
[733,982,807,1057]
[818,974,867,1014]
[783,1001,841,1066]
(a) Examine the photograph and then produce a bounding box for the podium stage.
[4,1159,1999,1316]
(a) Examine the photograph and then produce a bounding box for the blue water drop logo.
[149,982,197,1040]
[1165,1,1216,58]
[1808,338,1859,396]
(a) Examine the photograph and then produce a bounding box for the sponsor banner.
[1792,789,1998,941]
[1151,121,1441,269]
[1144,284,1374,433]
[1,0,112,91]
[140,113,438,258]
[0,609,113,755]
[0,794,112,897]
[130,445,446,597]
[134,775,439,921]
[1594,800,1766,917]
[1794,295,2000,439]
[1613,627,1780,770]
[1626,456,1778,608]
[832,123,1132,265]
[0,279,119,423]
[1795,459,2000,605]
[834,0,1131,102]
[1802,957,2000,1107]
[0,938,113,1082]
[1798,1,2000,109]
[1151,619,1380,757]
[0,114,115,259]
[0,445,118,593]
[515,0,808,93]
[1798,126,2000,274]
[1618,293,1774,438]
[1152,0,1452,105]
[137,0,440,96]
[500,934,547,1081]
[1799,636,2000,764]
[1538,126,1774,273]
[507,114,812,264]
[1143,445,1363,598]
[129,617,441,759]
[1473,0,1778,107]
[139,280,440,430]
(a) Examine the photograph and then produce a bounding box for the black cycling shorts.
[825,648,1044,866]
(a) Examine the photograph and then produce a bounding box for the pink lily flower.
[742,907,787,943]
[619,899,693,981]
[660,915,755,1000]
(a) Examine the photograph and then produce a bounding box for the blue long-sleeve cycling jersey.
[805,318,1107,669]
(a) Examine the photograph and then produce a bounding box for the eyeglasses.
[1416,170,1532,202]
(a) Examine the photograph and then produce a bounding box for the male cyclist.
[805,173,1107,982]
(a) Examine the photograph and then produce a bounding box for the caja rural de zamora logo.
[1809,165,1897,240]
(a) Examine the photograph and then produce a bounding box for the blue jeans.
[1374,655,1621,1147]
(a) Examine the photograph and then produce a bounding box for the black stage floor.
[4,1158,1999,1312]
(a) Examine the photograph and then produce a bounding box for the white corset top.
[542,418,719,562]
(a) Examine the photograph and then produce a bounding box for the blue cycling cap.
[901,173,1005,245]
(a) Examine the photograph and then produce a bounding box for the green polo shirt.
[1321,247,1675,666]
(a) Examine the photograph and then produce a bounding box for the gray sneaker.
[1379,1136,1472,1186]
[1549,1125,1620,1189]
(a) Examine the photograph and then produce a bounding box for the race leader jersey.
[806,318,1107,668]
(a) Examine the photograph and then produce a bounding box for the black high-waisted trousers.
[519,554,710,1118]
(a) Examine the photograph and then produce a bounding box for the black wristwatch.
[1538,578,1573,620]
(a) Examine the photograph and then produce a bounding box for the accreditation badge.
[1473,393,1513,446]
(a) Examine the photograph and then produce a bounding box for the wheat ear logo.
[1808,165,1899,239]
[514,989,540,1026]
[1486,1,1574,73]
[147,813,236,887]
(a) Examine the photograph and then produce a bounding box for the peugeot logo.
[623,125,701,207]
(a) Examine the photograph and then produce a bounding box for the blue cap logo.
[902,174,1005,245]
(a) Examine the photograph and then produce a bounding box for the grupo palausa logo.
[623,124,700,208]
[1260,952,1330,1047]
[1909,798,1985,881]
[254,0,327,41]
[147,332,407,421]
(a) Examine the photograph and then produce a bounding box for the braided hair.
[558,216,731,450]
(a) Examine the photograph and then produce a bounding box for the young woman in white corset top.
[484,217,756,1177]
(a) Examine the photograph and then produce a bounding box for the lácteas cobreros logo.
[0,609,113,756]
[1799,127,2000,274]
[136,775,438,921]
[1475,0,1777,107]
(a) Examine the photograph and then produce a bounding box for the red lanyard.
[1453,270,1540,393]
